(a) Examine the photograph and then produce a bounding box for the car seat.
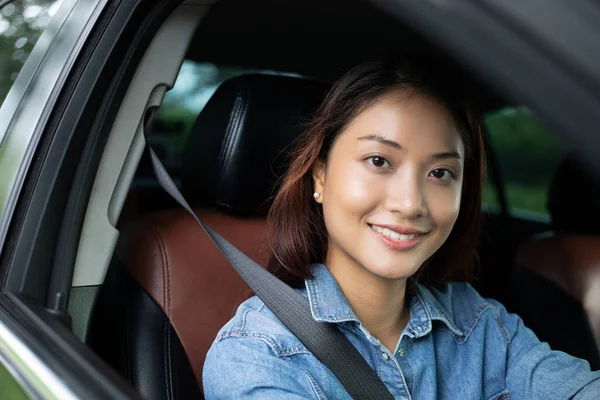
[87,74,330,399]
[514,155,600,369]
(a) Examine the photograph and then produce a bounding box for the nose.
[385,169,427,219]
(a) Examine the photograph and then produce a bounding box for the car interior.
[47,0,600,398]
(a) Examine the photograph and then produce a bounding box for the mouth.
[368,223,428,250]
[368,224,427,240]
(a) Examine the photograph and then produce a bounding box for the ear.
[312,161,326,204]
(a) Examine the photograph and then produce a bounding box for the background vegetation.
[0,0,59,105]
[483,107,567,214]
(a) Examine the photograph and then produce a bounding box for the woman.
[203,59,600,399]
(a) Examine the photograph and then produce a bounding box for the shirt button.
[398,348,405,357]
[382,353,390,360]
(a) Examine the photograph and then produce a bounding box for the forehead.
[339,90,464,152]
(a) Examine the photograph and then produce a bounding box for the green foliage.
[484,107,567,186]
[153,105,196,156]
[482,107,568,214]
[0,0,59,106]
[0,363,29,399]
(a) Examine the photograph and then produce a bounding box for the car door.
[0,0,185,398]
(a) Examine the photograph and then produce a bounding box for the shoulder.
[203,295,321,398]
[416,281,515,342]
[211,295,310,357]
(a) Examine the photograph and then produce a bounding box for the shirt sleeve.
[202,335,320,399]
[498,300,600,399]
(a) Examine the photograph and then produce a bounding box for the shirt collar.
[408,284,464,338]
[305,263,360,324]
[304,263,464,338]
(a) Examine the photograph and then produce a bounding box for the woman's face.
[313,90,464,281]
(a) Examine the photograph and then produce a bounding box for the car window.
[0,362,29,399]
[482,107,568,216]
[152,60,301,174]
[0,0,62,107]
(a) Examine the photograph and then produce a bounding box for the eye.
[367,156,390,168]
[429,168,453,181]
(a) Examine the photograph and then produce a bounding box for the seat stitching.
[217,100,235,179]
[220,93,244,172]
[218,91,248,189]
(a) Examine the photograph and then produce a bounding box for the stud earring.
[313,192,320,200]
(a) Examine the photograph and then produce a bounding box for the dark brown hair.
[267,59,486,288]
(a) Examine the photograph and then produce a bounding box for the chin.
[364,260,420,281]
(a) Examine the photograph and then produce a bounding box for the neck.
[328,259,410,352]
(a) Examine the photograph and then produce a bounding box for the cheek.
[325,163,379,215]
[428,184,462,229]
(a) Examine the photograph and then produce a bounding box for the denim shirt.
[203,264,600,399]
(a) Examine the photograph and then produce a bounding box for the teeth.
[370,224,420,240]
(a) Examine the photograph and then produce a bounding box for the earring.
[313,192,320,200]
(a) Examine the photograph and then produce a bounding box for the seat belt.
[142,109,394,400]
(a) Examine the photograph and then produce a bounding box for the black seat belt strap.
[143,112,394,400]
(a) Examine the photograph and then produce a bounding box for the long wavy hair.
[267,59,486,288]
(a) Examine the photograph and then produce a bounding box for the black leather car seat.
[514,155,600,369]
[88,74,330,398]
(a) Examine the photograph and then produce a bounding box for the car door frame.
[0,0,185,397]
[0,291,141,399]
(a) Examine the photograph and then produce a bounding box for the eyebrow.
[431,151,462,160]
[357,134,462,160]
[357,134,402,149]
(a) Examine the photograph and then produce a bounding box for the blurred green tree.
[0,0,59,106]
[483,107,568,214]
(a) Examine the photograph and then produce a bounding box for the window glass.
[482,107,568,215]
[152,60,301,173]
[0,361,29,399]
[0,0,63,106]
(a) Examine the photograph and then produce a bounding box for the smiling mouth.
[368,224,427,241]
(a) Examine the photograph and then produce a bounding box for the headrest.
[181,74,330,216]
[547,155,600,234]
